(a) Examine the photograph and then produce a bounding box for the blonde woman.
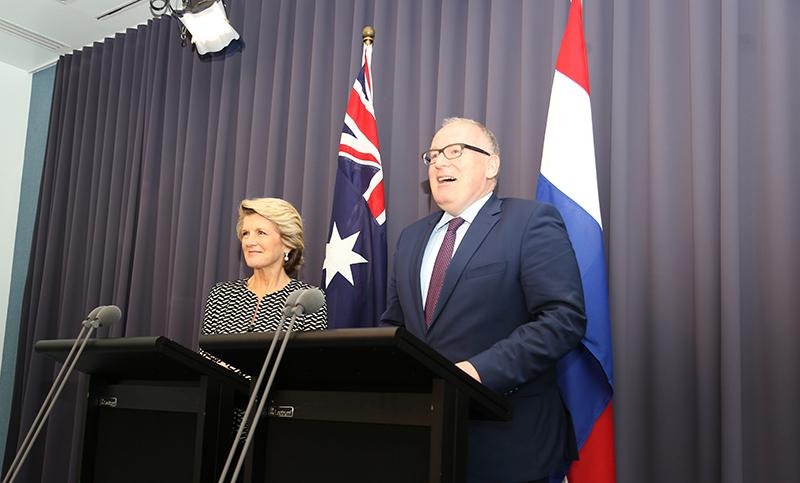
[202,198,327,337]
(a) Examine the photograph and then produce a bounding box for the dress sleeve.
[201,283,222,336]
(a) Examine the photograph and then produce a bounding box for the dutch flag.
[536,2,617,482]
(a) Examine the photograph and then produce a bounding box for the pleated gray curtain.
[4,1,798,482]
[607,1,800,482]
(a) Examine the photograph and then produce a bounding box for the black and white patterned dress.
[201,278,326,436]
[200,278,327,378]
[201,278,327,335]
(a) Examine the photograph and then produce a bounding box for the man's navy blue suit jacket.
[382,193,586,482]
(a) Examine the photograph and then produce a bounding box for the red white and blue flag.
[535,2,617,482]
[323,40,387,329]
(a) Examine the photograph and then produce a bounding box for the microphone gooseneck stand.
[216,289,303,483]
[2,305,122,483]
[218,288,326,483]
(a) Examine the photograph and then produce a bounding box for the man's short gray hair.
[441,117,500,156]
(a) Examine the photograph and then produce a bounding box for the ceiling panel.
[0,0,153,72]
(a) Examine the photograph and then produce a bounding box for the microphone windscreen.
[282,289,305,316]
[86,305,104,320]
[295,288,325,315]
[81,305,106,328]
[94,305,122,328]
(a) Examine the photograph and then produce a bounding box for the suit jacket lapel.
[429,194,502,329]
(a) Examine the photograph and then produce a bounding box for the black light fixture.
[150,0,239,55]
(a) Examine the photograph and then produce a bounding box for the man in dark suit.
[381,118,586,483]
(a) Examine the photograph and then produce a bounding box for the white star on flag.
[324,223,368,287]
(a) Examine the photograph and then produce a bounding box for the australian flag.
[322,40,387,329]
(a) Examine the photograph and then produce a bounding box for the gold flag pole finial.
[362,26,375,45]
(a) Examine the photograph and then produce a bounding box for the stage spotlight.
[150,0,239,55]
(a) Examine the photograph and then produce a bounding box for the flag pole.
[362,25,374,45]
[323,23,387,328]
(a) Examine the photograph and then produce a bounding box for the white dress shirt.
[420,191,493,306]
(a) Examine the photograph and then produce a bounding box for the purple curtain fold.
[4,1,799,482]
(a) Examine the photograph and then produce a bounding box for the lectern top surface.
[35,336,248,390]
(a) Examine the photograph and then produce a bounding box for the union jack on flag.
[322,39,387,329]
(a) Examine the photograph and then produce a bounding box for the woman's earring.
[284,251,289,262]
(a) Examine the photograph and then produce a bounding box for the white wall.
[0,61,32,373]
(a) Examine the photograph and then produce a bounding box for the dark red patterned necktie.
[424,217,465,325]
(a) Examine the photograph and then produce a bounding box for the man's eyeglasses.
[421,143,492,166]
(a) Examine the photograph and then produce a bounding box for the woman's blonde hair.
[236,198,304,275]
